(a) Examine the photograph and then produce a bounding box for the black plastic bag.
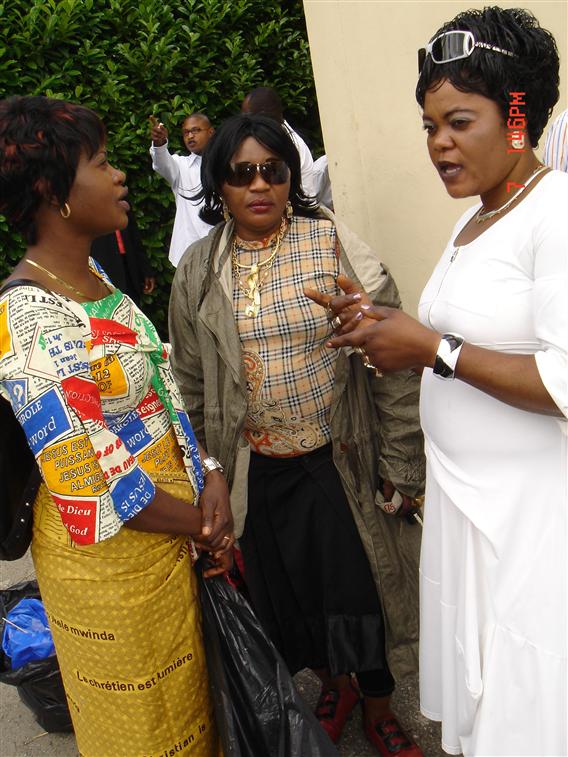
[197,560,338,757]
[0,580,73,733]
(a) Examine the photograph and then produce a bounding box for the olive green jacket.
[169,210,425,678]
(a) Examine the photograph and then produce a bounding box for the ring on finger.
[358,348,383,378]
[326,302,334,321]
[365,359,384,378]
[331,315,342,330]
[222,535,231,543]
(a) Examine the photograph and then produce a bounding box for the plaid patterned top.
[233,217,340,456]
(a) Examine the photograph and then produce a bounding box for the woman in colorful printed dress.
[168,113,426,756]
[0,95,233,757]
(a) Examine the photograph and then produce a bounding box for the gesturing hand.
[149,116,168,147]
[326,304,439,374]
[304,274,372,333]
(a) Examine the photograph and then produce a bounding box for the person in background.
[169,113,426,757]
[543,107,568,171]
[0,95,233,756]
[310,8,567,756]
[149,112,214,266]
[91,208,155,307]
[313,154,334,210]
[241,86,317,198]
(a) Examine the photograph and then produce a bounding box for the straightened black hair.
[416,7,559,147]
[0,95,106,244]
[192,114,318,226]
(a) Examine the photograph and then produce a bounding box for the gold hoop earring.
[285,200,293,219]
[222,200,231,223]
[60,203,71,219]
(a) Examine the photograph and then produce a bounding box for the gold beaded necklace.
[24,258,109,301]
[231,217,287,317]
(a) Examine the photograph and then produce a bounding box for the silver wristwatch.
[201,456,224,476]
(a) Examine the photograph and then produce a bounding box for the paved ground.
[1,552,447,757]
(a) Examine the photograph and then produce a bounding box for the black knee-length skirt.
[239,443,389,677]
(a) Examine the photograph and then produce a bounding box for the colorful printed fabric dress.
[0,263,219,757]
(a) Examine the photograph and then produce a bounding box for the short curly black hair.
[0,95,105,244]
[194,113,318,225]
[416,7,559,147]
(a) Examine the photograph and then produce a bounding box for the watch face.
[203,456,223,474]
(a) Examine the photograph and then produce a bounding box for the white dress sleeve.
[532,173,568,417]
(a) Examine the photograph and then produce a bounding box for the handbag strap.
[0,278,47,559]
[0,277,52,296]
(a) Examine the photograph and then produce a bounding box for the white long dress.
[418,170,568,757]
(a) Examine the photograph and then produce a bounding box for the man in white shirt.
[241,87,317,198]
[543,108,568,172]
[313,154,334,210]
[149,113,214,266]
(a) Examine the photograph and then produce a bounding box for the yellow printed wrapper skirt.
[31,478,221,757]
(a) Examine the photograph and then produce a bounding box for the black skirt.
[239,444,390,678]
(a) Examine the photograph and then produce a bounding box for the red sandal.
[314,678,361,743]
[365,712,424,756]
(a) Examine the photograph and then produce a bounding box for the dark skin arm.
[126,442,234,577]
[306,276,561,417]
[125,484,202,536]
[191,441,235,577]
[305,274,423,518]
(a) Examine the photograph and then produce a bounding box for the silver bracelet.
[433,333,464,380]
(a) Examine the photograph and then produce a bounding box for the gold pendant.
[244,270,261,317]
[245,286,261,317]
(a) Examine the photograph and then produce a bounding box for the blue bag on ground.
[2,597,55,668]
[0,580,73,733]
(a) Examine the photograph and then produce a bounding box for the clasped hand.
[194,470,235,577]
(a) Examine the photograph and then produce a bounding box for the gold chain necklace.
[24,258,107,301]
[475,165,547,223]
[231,217,287,317]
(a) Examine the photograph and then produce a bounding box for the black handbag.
[196,559,338,757]
[0,279,43,560]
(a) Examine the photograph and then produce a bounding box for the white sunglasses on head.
[418,30,516,72]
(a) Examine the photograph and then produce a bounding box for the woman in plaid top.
[169,114,426,756]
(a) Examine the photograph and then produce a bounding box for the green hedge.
[0,0,320,335]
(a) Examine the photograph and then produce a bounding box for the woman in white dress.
[306,7,567,756]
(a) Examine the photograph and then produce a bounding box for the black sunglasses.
[225,160,290,187]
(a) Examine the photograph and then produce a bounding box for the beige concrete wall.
[303,1,567,315]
